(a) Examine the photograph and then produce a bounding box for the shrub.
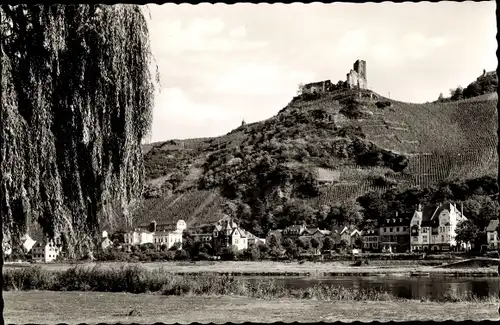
[174,249,189,261]
[219,247,237,261]
[375,101,392,109]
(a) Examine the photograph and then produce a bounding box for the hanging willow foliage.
[1,4,158,258]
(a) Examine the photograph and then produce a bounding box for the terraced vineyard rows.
[317,182,362,205]
[194,192,227,225]
[133,194,183,228]
[403,147,497,188]
[133,190,224,228]
[161,191,215,224]
[187,190,220,226]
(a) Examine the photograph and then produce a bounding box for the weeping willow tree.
[1,4,158,258]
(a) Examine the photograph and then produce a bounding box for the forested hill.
[135,74,498,237]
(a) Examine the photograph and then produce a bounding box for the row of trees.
[437,70,497,102]
[181,229,362,261]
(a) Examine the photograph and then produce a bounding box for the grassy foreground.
[3,264,499,303]
[6,260,499,276]
[4,291,499,323]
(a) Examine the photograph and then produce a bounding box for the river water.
[238,275,500,299]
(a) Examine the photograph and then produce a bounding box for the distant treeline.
[437,71,498,102]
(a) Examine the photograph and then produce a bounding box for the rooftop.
[486,219,499,232]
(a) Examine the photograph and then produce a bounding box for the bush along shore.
[3,265,499,303]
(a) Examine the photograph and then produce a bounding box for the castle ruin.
[300,59,368,95]
[346,59,367,90]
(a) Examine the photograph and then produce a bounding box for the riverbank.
[4,291,498,323]
[5,260,499,277]
[4,264,500,302]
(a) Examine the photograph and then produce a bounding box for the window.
[390,228,393,232]
[441,235,444,242]
[423,236,428,242]
[396,227,400,232]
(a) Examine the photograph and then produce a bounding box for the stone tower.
[346,59,368,90]
[354,60,366,81]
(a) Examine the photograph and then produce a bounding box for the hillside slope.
[134,85,498,236]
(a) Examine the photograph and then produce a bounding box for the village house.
[123,219,186,250]
[3,233,37,259]
[212,218,248,252]
[191,232,213,245]
[379,213,410,253]
[152,220,186,250]
[485,219,499,249]
[329,226,343,243]
[278,224,333,243]
[20,233,37,253]
[362,229,379,252]
[410,202,468,252]
[31,235,63,263]
[311,229,332,239]
[282,224,308,238]
[244,230,266,246]
[339,225,363,248]
[123,229,154,247]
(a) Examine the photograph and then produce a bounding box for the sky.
[145,2,497,143]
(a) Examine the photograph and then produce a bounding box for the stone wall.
[303,80,332,94]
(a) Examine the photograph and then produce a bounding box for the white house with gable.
[410,202,468,252]
[124,219,186,250]
[212,217,248,252]
[31,236,63,263]
[152,220,186,250]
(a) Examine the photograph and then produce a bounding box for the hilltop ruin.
[301,59,368,95]
[346,59,367,90]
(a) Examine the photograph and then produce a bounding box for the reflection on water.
[239,275,500,299]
